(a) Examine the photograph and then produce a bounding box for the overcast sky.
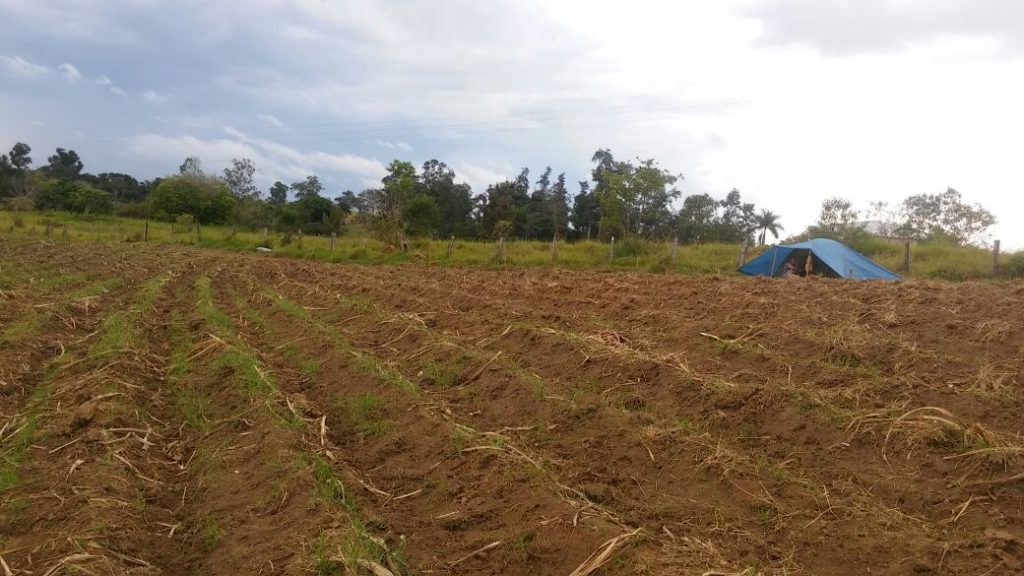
[2,0,1023,246]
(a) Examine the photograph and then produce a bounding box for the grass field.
[0,209,1007,279]
[1,238,1022,575]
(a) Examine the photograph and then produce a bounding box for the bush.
[175,214,195,229]
[1005,252,1024,279]
[114,200,152,220]
[150,175,234,224]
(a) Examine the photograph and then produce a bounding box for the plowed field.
[2,240,1023,575]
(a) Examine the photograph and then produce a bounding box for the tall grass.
[0,209,1008,280]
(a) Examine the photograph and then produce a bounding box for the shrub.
[1005,252,1024,279]
[150,175,234,224]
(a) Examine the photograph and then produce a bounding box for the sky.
[1,0,1023,246]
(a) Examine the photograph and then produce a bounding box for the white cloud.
[0,54,49,77]
[257,113,284,128]
[94,74,112,86]
[142,90,171,103]
[126,129,387,190]
[453,163,513,191]
[374,140,412,152]
[58,63,81,82]
[109,86,126,96]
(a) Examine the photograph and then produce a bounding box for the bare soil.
[2,240,1023,575]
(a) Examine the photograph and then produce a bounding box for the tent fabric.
[738,238,901,281]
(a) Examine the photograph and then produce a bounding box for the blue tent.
[739,238,901,281]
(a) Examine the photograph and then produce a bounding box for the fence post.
[447,235,455,259]
[496,236,505,263]
[550,234,558,262]
[671,236,679,268]
[263,227,268,243]
[144,221,148,242]
[902,239,911,274]
[195,222,201,244]
[738,239,749,268]
[609,236,615,261]
[993,239,1001,276]
[330,232,336,251]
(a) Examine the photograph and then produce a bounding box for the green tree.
[549,172,570,239]
[569,180,599,240]
[403,194,441,236]
[223,158,259,199]
[44,148,83,180]
[676,193,719,243]
[418,160,473,237]
[179,156,203,177]
[268,181,288,204]
[34,179,112,214]
[817,197,860,232]
[0,142,32,197]
[150,175,235,224]
[717,188,757,242]
[754,209,784,245]
[290,175,323,199]
[81,173,145,202]
[379,160,417,239]
[898,188,995,245]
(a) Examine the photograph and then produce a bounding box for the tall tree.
[45,148,83,180]
[677,193,719,243]
[179,156,203,177]
[754,209,784,245]
[899,188,996,245]
[524,166,555,239]
[223,158,259,199]
[817,197,860,232]
[379,160,417,239]
[549,172,570,238]
[718,188,757,242]
[418,159,473,237]
[0,142,32,197]
[290,175,323,199]
[268,181,288,204]
[569,180,600,240]
[81,173,144,202]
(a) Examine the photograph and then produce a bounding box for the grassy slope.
[0,209,1003,279]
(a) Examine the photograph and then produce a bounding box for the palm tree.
[755,209,784,245]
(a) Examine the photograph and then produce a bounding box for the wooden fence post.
[609,236,615,261]
[447,235,455,259]
[993,240,1001,276]
[902,239,911,274]
[144,221,149,242]
[330,232,336,251]
[551,234,558,262]
[671,236,679,268]
[263,227,268,243]
[195,222,201,244]
[738,239,749,268]
[496,236,505,263]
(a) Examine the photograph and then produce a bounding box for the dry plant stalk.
[568,528,644,576]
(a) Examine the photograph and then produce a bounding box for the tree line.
[0,140,996,246]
